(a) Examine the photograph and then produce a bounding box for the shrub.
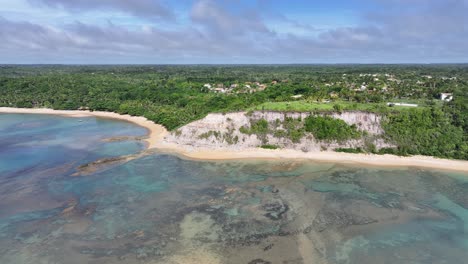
[260,144,279,150]
[377,148,398,155]
[198,130,221,140]
[273,129,287,138]
[239,126,250,134]
[250,119,269,134]
[333,104,343,112]
[334,148,364,153]
[304,115,361,141]
[240,119,269,135]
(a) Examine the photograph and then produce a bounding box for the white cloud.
[0,0,467,63]
[27,0,174,21]
[190,0,271,36]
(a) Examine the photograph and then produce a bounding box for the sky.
[0,0,467,64]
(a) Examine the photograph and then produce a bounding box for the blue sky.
[0,0,467,64]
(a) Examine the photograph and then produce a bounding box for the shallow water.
[0,114,467,264]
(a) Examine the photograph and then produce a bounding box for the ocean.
[1,114,467,264]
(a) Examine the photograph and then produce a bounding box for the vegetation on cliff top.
[383,108,467,159]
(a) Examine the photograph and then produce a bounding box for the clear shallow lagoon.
[1,114,467,264]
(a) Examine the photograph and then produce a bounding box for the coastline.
[0,107,168,149]
[1,107,468,173]
[156,143,468,173]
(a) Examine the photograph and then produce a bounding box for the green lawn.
[251,101,334,111]
[250,100,429,113]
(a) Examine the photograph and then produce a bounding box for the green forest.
[0,65,467,159]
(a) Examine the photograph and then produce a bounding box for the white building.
[387,103,418,107]
[213,88,227,93]
[440,93,453,102]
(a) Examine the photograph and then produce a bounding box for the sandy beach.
[1,107,468,172]
[156,143,468,172]
[0,107,168,149]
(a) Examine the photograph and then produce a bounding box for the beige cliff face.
[163,111,393,152]
[329,112,384,135]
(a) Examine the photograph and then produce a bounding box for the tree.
[333,104,343,112]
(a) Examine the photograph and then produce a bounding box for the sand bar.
[1,107,467,172]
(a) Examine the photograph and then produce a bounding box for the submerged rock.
[248,259,272,264]
[313,208,377,232]
[263,200,289,221]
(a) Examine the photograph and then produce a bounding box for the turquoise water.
[0,114,467,264]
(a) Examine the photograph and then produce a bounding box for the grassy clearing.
[250,100,427,113]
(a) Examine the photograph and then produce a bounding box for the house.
[440,93,453,102]
[203,84,212,89]
[213,88,227,93]
[257,84,267,91]
[387,103,418,107]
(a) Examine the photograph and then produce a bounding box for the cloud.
[1,0,467,63]
[361,0,468,54]
[0,17,73,51]
[318,27,382,48]
[190,0,272,36]
[0,16,253,63]
[27,0,174,20]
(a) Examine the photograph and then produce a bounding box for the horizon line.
[2,63,468,66]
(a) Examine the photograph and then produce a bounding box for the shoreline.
[155,143,468,173]
[1,107,468,173]
[0,107,168,149]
